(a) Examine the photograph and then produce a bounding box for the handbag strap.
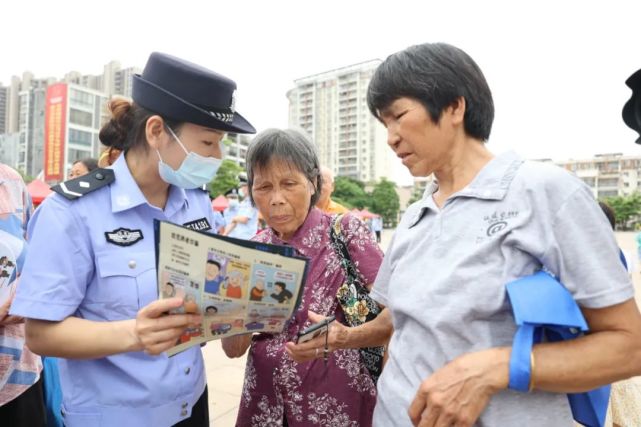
[330,214,363,286]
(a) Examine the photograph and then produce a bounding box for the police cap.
[132,52,255,134]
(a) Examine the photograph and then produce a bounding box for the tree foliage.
[604,193,641,230]
[333,176,369,209]
[209,159,243,198]
[370,178,400,227]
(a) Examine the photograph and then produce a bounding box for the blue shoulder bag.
[506,271,610,427]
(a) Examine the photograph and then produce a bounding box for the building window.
[69,108,93,127]
[68,129,93,147]
[70,89,93,108]
[598,178,619,187]
[598,190,618,198]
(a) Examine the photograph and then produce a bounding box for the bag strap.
[330,214,363,286]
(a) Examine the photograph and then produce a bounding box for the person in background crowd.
[224,173,259,239]
[9,52,255,427]
[371,215,383,243]
[0,163,45,427]
[68,158,98,179]
[315,166,348,214]
[222,187,240,231]
[209,200,226,234]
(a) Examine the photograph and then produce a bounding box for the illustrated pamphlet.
[154,220,309,356]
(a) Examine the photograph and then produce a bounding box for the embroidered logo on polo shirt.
[105,228,144,246]
[484,210,519,237]
[183,218,211,232]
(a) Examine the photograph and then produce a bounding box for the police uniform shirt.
[10,154,216,427]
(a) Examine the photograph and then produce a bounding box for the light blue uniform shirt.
[11,155,216,427]
[227,198,258,240]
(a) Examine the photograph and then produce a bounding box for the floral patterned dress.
[236,208,384,427]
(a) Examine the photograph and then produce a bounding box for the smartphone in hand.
[296,315,336,344]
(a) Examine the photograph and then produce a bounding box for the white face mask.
[228,199,239,209]
[157,126,222,189]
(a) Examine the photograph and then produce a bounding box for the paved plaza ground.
[205,230,641,426]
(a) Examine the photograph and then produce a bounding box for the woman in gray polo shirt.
[289,42,641,427]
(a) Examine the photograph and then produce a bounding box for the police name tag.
[182,217,212,232]
[105,228,144,246]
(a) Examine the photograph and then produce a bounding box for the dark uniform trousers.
[173,387,209,427]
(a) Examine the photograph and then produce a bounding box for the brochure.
[154,220,309,356]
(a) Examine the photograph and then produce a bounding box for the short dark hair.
[598,201,616,230]
[274,281,286,290]
[367,42,494,141]
[205,306,218,313]
[245,128,322,208]
[207,259,221,269]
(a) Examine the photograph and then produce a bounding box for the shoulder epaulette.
[51,168,115,200]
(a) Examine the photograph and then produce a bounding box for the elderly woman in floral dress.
[222,128,385,427]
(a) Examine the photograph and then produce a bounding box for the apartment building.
[287,60,392,183]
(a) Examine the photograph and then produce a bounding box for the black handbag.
[330,214,385,384]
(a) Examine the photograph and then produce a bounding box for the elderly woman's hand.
[408,347,510,427]
[284,311,350,362]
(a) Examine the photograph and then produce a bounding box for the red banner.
[44,83,67,182]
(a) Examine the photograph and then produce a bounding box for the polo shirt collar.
[109,154,188,214]
[408,151,524,228]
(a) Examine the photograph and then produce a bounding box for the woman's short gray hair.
[245,128,322,207]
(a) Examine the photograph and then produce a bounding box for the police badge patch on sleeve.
[182,217,211,231]
[105,228,144,246]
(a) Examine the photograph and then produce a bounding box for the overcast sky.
[3,0,641,184]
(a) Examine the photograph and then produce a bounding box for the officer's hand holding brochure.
[154,220,309,356]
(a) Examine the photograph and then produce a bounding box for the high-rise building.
[224,133,252,169]
[287,60,392,183]
[7,76,21,133]
[17,75,55,177]
[0,84,8,134]
[114,66,141,99]
[0,133,20,168]
[1,59,140,177]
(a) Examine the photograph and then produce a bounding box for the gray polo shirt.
[371,151,634,426]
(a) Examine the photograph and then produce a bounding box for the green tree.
[370,178,400,227]
[333,176,368,209]
[209,159,243,198]
[604,193,641,230]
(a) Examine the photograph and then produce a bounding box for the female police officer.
[9,52,255,427]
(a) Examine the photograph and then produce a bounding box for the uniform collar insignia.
[182,217,211,232]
